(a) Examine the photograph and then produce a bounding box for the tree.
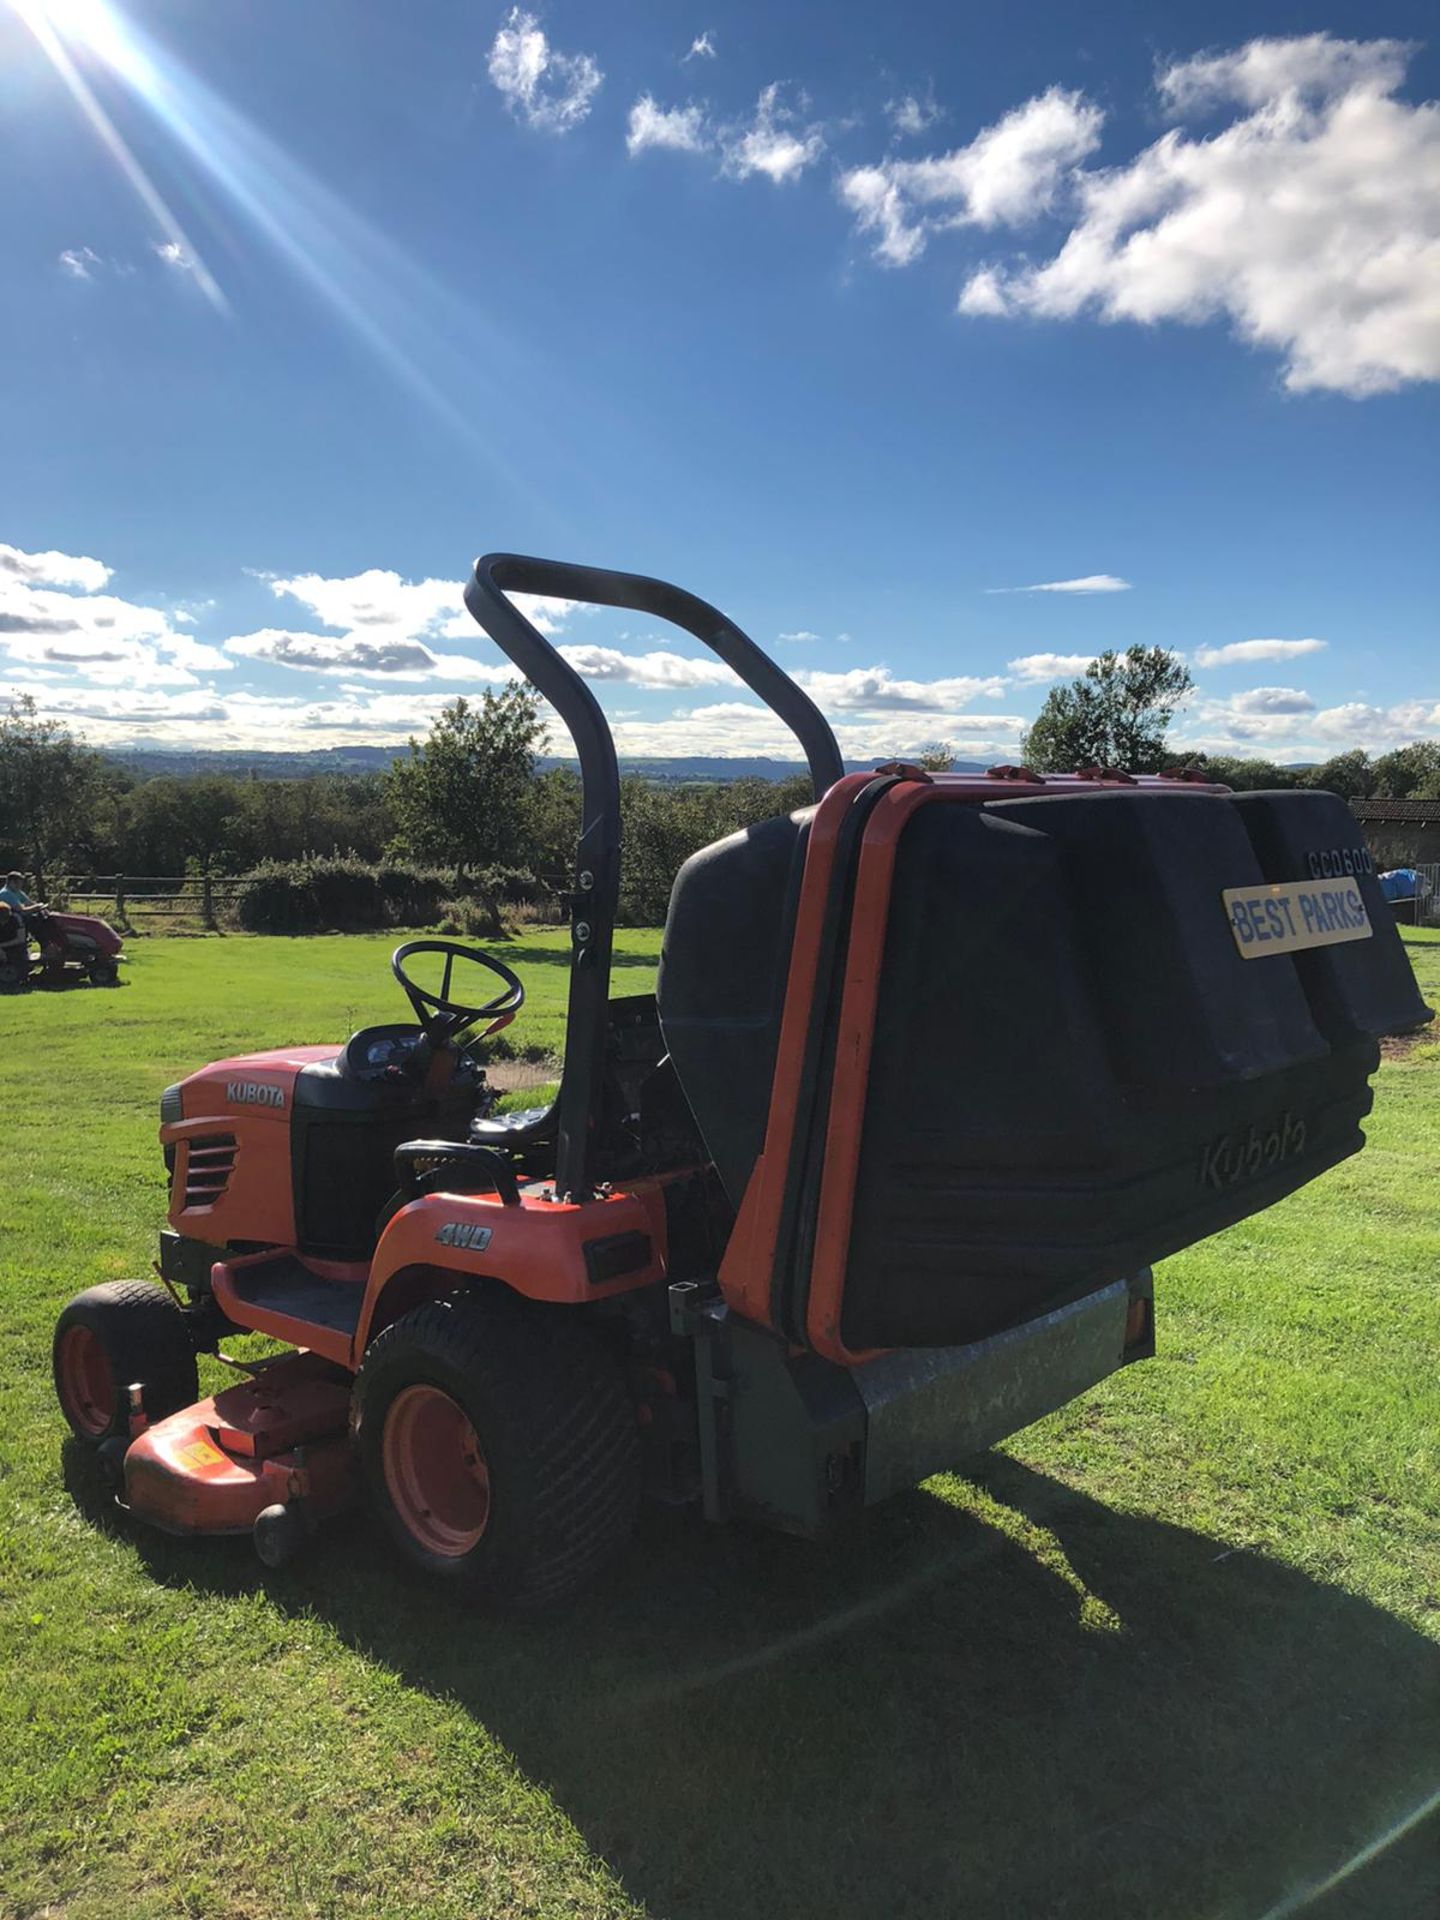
[385,687,546,878]
[915,742,957,772]
[1184,755,1302,791]
[1372,741,1440,800]
[0,696,107,892]
[1301,750,1375,800]
[1020,648,1195,773]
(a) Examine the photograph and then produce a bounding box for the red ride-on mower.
[53,554,1432,1606]
[25,905,125,986]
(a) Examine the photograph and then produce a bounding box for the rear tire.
[52,1280,199,1444]
[352,1292,639,1609]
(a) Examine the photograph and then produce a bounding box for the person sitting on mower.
[0,899,28,983]
[0,872,32,912]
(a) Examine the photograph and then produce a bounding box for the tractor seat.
[469,1104,555,1141]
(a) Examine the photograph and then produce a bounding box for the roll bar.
[463,553,844,1201]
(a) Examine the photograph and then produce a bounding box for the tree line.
[0,691,812,925]
[4,656,1435,920]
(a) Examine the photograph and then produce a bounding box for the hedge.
[233,858,539,935]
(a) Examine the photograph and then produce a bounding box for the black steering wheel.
[391,939,525,1042]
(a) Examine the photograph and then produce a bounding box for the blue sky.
[2,0,1437,763]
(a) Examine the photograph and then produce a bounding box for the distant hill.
[106,745,990,782]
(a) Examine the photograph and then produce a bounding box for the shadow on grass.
[64,1446,1440,1920]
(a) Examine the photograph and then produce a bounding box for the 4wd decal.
[436,1221,493,1251]
[225,1080,286,1109]
[1199,1111,1307,1191]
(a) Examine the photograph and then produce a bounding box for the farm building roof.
[1350,799,1440,823]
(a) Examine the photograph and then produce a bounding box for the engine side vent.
[183,1134,237,1208]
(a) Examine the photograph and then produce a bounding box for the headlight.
[159,1083,183,1125]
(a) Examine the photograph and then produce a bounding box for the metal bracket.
[668,1282,731,1522]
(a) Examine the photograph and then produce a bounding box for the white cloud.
[0,543,112,593]
[959,35,1440,397]
[627,96,710,157]
[153,239,202,279]
[956,268,1008,316]
[1159,34,1412,115]
[888,91,941,138]
[226,628,448,677]
[1313,700,1440,744]
[1229,685,1317,715]
[794,666,1009,712]
[8,685,234,728]
[268,568,460,637]
[214,567,603,683]
[988,574,1131,595]
[58,247,101,280]
[608,700,1024,764]
[0,568,232,687]
[841,88,1103,266]
[1176,689,1440,758]
[555,644,737,690]
[1007,651,1096,681]
[1194,637,1328,667]
[684,31,715,63]
[777,630,821,644]
[487,8,602,134]
[722,84,825,184]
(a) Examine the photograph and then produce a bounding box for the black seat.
[470,1104,555,1141]
[656,807,813,1205]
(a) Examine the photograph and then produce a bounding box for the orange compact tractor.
[53,556,1430,1605]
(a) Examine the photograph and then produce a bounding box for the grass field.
[2,929,1438,1920]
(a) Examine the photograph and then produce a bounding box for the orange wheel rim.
[58,1325,113,1437]
[382,1384,491,1556]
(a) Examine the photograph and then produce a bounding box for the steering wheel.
[391,939,524,1043]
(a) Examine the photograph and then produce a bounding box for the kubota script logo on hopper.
[1199,1112,1307,1191]
[225,1081,286,1108]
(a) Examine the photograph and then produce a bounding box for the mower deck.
[121,1351,353,1538]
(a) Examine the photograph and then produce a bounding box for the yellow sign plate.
[1222,880,1373,958]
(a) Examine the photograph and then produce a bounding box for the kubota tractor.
[52,556,1431,1606]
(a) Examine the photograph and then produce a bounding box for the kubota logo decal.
[1199,1112,1307,1191]
[225,1080,286,1108]
[436,1221,492,1251]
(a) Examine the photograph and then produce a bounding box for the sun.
[15,0,144,82]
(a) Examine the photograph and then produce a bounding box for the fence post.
[115,875,127,929]
[202,871,216,931]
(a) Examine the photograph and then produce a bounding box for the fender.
[353,1179,673,1357]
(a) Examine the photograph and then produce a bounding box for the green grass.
[2,930,1438,1920]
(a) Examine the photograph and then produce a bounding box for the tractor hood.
[168,1045,339,1122]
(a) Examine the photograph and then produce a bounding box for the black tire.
[352,1291,640,1609]
[52,1280,199,1444]
[88,959,119,987]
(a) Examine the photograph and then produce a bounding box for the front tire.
[352,1292,639,1608]
[88,958,119,986]
[53,1280,199,1444]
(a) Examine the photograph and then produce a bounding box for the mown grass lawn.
[1,929,1437,1920]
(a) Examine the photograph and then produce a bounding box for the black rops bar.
[463,553,845,1203]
